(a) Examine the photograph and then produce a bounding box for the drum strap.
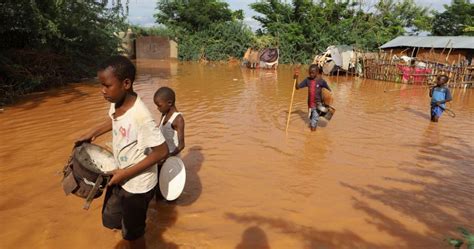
[83,175,104,210]
[62,153,77,195]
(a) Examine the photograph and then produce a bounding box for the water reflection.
[177,146,204,206]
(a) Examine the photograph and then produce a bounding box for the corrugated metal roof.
[380,36,474,49]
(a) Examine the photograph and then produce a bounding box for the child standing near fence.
[429,75,452,122]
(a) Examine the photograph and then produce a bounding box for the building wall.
[136,36,176,59]
[416,49,470,64]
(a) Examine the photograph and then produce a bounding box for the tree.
[372,0,431,36]
[250,0,359,63]
[154,0,243,32]
[154,0,252,61]
[0,0,128,105]
[249,0,432,63]
[432,0,474,36]
[178,22,254,61]
[0,0,127,52]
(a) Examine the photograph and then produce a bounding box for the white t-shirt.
[108,96,165,194]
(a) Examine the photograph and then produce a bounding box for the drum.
[317,104,328,113]
[323,105,336,121]
[62,143,117,210]
[74,143,117,174]
[159,156,186,201]
[322,88,333,106]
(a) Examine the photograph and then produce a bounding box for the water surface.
[1,60,473,249]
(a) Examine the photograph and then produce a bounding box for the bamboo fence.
[359,49,474,88]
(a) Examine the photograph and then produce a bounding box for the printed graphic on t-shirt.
[114,121,138,159]
[118,124,131,144]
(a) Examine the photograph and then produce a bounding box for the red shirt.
[297,78,331,108]
[308,79,316,108]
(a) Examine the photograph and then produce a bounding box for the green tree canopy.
[432,0,474,36]
[0,0,128,105]
[154,0,243,32]
[372,0,431,36]
[154,0,251,61]
[0,0,127,52]
[249,0,432,63]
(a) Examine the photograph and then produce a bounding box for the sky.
[126,0,451,29]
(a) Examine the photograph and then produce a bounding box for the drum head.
[75,143,117,173]
[317,105,328,113]
[159,156,186,201]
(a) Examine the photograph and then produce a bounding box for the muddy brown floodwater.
[1,60,473,249]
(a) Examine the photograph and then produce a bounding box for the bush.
[0,0,127,105]
[178,21,254,61]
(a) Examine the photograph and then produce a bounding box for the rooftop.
[380,36,474,49]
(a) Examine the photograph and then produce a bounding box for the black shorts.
[102,185,155,240]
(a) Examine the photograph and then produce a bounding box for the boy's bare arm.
[445,89,453,102]
[170,115,185,157]
[323,81,331,91]
[76,119,112,145]
[108,142,169,186]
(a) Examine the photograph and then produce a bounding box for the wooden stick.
[445,43,453,62]
[462,63,468,83]
[438,39,451,63]
[387,50,392,80]
[410,47,416,57]
[448,60,455,83]
[285,74,298,133]
[429,45,434,60]
[399,48,409,56]
[83,175,104,210]
[354,47,359,77]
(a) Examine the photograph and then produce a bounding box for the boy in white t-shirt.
[76,56,168,249]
